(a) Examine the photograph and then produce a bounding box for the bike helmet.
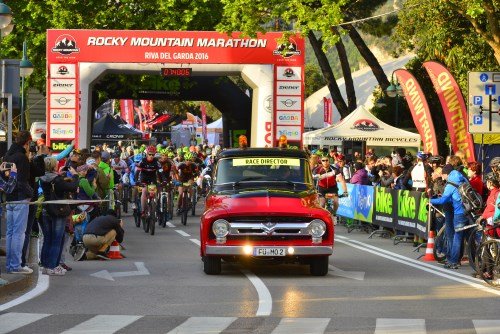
[416,151,429,160]
[146,145,157,155]
[489,157,500,168]
[184,152,193,160]
[139,144,146,153]
[485,172,498,183]
[167,152,175,159]
[429,155,443,164]
[182,146,189,153]
[133,154,142,163]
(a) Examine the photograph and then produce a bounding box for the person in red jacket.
[312,156,348,215]
[467,161,484,196]
[479,172,500,237]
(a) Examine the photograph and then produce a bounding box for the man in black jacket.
[3,131,44,274]
[83,210,124,260]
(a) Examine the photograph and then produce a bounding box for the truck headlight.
[308,219,326,238]
[212,219,230,243]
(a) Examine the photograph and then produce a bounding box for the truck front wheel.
[203,256,221,275]
[310,256,329,276]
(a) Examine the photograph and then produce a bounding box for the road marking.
[335,236,500,296]
[241,269,273,316]
[375,318,426,334]
[0,269,50,312]
[329,265,365,280]
[190,238,201,246]
[473,320,500,334]
[90,262,150,281]
[175,229,191,237]
[166,222,176,228]
[167,316,237,334]
[271,318,330,334]
[0,312,51,334]
[61,315,142,334]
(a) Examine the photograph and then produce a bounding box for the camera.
[29,141,37,153]
[4,162,12,169]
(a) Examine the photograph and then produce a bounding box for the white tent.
[196,118,223,145]
[303,106,421,148]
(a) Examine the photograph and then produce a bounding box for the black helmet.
[489,157,500,168]
[429,155,443,164]
[485,172,500,187]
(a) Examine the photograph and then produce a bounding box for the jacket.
[430,170,469,216]
[350,168,369,185]
[482,187,500,220]
[39,172,79,202]
[4,143,32,200]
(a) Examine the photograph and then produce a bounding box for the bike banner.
[337,183,355,219]
[422,61,475,162]
[373,186,397,229]
[351,184,374,222]
[394,69,438,155]
[394,189,427,238]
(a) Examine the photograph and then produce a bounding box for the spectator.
[4,131,37,274]
[479,172,500,237]
[39,157,79,276]
[430,162,469,269]
[350,162,370,185]
[83,210,124,260]
[410,152,433,192]
[467,161,484,197]
[0,162,18,284]
[392,165,406,190]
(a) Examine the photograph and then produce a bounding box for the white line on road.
[473,320,500,334]
[0,312,51,334]
[271,317,331,334]
[375,318,426,334]
[167,317,237,334]
[335,236,500,296]
[241,269,273,316]
[0,270,50,312]
[190,238,201,246]
[175,229,191,237]
[166,222,176,228]
[61,315,142,334]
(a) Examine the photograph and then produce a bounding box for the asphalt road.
[1,200,500,333]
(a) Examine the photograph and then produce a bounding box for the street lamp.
[19,40,34,131]
[0,1,12,30]
[385,72,404,127]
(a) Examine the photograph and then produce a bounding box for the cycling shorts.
[318,186,338,197]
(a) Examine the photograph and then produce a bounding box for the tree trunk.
[333,27,357,112]
[345,24,391,91]
[307,31,349,118]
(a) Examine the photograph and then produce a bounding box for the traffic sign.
[468,71,500,134]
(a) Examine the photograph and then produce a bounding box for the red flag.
[422,61,475,162]
[394,69,439,155]
[119,99,134,125]
[201,103,207,141]
[323,97,332,127]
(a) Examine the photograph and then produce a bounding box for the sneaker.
[96,252,110,260]
[10,266,33,275]
[444,263,459,269]
[45,267,65,276]
[60,263,72,271]
[55,265,67,273]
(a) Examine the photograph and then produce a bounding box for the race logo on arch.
[46,30,304,148]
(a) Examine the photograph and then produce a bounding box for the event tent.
[303,106,421,148]
[196,118,223,145]
[92,114,143,140]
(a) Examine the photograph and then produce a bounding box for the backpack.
[44,179,72,217]
[447,181,483,213]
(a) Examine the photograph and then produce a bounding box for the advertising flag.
[323,97,332,127]
[422,61,475,162]
[394,69,439,155]
[119,99,134,125]
[201,103,207,141]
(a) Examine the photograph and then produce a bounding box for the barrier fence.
[337,184,429,239]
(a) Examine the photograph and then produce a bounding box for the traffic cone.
[107,240,124,260]
[422,231,436,261]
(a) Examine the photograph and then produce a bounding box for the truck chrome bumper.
[205,245,333,256]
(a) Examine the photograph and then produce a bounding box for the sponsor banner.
[276,111,301,126]
[49,63,76,78]
[336,183,355,219]
[352,184,374,221]
[233,157,300,167]
[50,78,77,94]
[119,99,134,125]
[394,189,427,238]
[50,140,73,152]
[276,126,301,141]
[276,96,301,111]
[373,186,396,229]
[50,94,76,109]
[423,61,475,162]
[276,81,301,95]
[50,109,76,124]
[395,69,438,155]
[50,123,76,139]
[276,66,302,81]
[201,103,207,141]
[47,30,304,65]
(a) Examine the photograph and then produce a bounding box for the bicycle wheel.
[134,198,141,227]
[150,201,156,236]
[160,194,167,228]
[191,186,197,216]
[181,191,188,226]
[167,190,174,221]
[477,239,500,287]
[467,226,482,271]
[143,202,149,233]
[433,229,448,263]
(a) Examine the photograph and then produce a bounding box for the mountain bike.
[158,181,174,228]
[142,183,158,235]
[132,185,143,228]
[178,182,192,226]
[191,182,198,216]
[475,221,500,287]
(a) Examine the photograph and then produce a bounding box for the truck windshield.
[214,157,313,185]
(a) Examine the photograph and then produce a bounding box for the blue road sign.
[473,115,483,125]
[480,73,489,82]
[485,84,496,95]
[473,96,483,105]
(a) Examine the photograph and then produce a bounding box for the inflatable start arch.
[46,30,305,148]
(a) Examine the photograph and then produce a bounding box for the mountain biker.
[158,148,179,186]
[176,152,200,214]
[312,155,348,215]
[135,146,163,217]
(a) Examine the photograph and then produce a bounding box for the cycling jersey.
[136,157,162,184]
[313,165,341,189]
[177,161,199,183]
[159,159,176,182]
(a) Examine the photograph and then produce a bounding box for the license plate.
[254,247,286,256]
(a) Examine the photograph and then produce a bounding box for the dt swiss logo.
[52,34,80,55]
[273,38,301,58]
[352,119,380,131]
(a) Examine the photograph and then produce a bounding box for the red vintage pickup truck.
[200,148,334,276]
